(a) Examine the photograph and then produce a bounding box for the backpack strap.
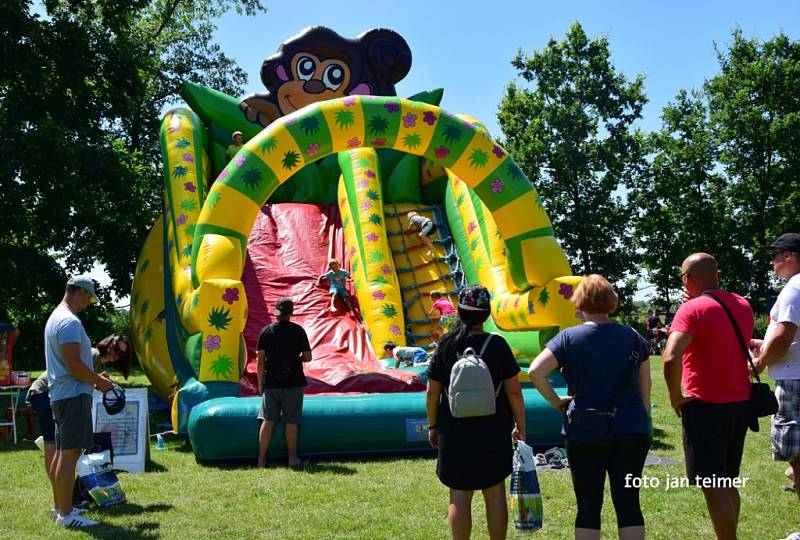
[478,333,494,358]
[478,334,503,398]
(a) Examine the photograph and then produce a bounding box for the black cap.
[771,233,800,254]
[274,298,294,316]
[103,384,126,415]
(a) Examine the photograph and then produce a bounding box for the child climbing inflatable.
[429,290,457,342]
[407,210,436,255]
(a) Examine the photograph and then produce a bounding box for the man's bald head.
[681,253,720,291]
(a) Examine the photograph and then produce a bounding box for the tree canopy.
[0,0,265,364]
[497,22,648,313]
[632,29,800,309]
[499,23,799,315]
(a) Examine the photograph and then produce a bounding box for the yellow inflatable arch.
[173,95,580,388]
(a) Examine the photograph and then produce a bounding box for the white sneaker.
[50,507,87,521]
[780,534,800,540]
[56,509,98,528]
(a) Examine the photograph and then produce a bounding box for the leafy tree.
[630,91,731,308]
[705,29,800,306]
[0,0,265,363]
[633,29,800,310]
[497,22,647,313]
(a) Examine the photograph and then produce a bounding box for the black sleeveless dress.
[426,333,521,490]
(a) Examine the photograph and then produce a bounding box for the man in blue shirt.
[45,276,114,528]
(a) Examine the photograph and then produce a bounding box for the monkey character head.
[241,27,412,127]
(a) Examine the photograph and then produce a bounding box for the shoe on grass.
[779,533,800,540]
[56,509,98,528]
[50,507,87,521]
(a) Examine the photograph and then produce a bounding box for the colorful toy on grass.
[130,26,580,460]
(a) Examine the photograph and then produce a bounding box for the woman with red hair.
[528,275,652,540]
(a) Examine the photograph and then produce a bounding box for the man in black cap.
[752,233,800,511]
[256,298,312,468]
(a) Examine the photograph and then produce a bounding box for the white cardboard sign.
[91,388,149,473]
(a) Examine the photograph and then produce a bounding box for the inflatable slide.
[130,27,581,460]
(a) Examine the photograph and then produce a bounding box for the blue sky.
[103,1,799,302]
[212,0,799,138]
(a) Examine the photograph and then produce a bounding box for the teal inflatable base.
[188,386,566,461]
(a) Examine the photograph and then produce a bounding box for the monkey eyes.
[296,56,316,80]
[295,57,344,91]
[322,64,345,91]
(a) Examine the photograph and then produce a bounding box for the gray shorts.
[258,387,304,424]
[772,379,800,461]
[51,394,93,451]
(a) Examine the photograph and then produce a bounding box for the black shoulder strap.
[613,328,641,409]
[702,292,759,383]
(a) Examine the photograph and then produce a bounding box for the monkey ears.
[348,83,371,96]
[276,65,290,82]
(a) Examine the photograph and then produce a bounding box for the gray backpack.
[446,334,500,418]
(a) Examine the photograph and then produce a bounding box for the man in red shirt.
[663,253,753,540]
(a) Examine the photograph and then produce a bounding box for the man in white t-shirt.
[752,233,800,509]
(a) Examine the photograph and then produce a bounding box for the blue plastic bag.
[77,450,125,507]
[508,441,543,532]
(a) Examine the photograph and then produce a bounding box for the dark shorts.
[258,387,304,424]
[329,284,348,298]
[51,394,94,451]
[28,392,56,443]
[420,221,436,236]
[681,399,749,484]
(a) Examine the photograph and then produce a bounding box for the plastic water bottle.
[155,433,165,450]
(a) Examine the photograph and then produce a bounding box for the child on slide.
[383,342,430,368]
[406,211,436,255]
[317,258,353,313]
[429,290,457,342]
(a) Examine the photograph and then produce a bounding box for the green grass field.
[0,359,797,539]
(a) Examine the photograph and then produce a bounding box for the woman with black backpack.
[528,275,651,540]
[425,285,526,540]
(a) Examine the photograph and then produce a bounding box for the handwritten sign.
[91,388,149,473]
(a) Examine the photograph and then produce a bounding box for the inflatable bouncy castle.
[130,27,581,461]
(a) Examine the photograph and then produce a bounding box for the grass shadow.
[290,461,357,475]
[196,451,435,473]
[171,438,195,453]
[81,520,161,540]
[0,440,40,454]
[650,427,675,451]
[100,502,173,517]
[144,459,168,472]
